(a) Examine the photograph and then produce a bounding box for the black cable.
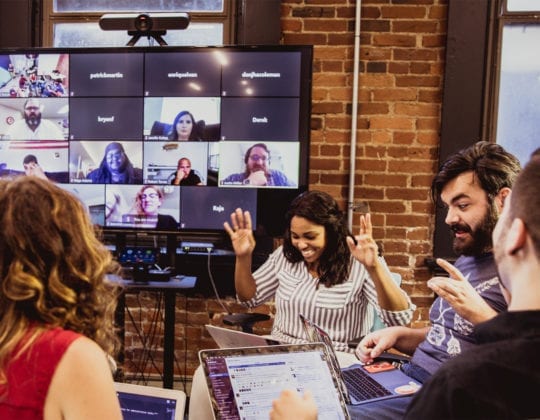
[173,293,189,393]
[126,292,163,384]
[206,249,231,314]
[125,293,150,383]
[140,291,164,381]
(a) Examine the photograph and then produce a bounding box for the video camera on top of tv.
[99,13,190,46]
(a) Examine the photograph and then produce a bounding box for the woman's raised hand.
[347,213,379,269]
[223,208,256,256]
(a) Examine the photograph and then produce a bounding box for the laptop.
[205,324,281,348]
[114,382,186,420]
[299,314,421,406]
[199,343,350,420]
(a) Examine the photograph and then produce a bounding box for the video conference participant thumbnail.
[220,97,299,141]
[0,53,69,98]
[105,184,180,231]
[69,52,143,97]
[219,141,299,188]
[0,97,67,140]
[180,186,257,230]
[0,139,69,182]
[69,97,143,140]
[58,183,106,226]
[143,141,208,185]
[69,140,143,184]
[220,51,302,97]
[144,97,221,141]
[144,51,221,97]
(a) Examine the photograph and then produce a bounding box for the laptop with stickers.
[199,343,350,420]
[299,314,421,405]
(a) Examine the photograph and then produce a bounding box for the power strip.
[181,241,214,253]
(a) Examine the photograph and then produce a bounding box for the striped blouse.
[240,246,416,353]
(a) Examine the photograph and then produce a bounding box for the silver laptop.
[114,382,186,420]
[205,324,280,348]
[199,343,350,420]
[299,314,421,405]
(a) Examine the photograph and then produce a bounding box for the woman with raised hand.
[224,190,414,352]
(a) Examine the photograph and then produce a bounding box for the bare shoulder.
[44,336,122,420]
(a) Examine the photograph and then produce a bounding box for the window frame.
[41,0,236,47]
[482,0,540,144]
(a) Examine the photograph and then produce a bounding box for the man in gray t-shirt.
[349,142,520,419]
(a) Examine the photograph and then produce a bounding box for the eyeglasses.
[249,154,268,162]
[106,152,123,159]
[25,106,40,111]
[140,193,159,199]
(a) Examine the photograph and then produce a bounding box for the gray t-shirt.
[411,253,507,374]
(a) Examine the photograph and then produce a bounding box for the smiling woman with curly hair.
[0,177,122,419]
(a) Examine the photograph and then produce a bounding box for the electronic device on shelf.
[181,241,214,253]
[0,45,312,239]
[118,246,159,265]
[117,246,173,282]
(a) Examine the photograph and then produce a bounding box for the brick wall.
[121,0,448,382]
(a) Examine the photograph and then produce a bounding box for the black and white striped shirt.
[240,246,416,353]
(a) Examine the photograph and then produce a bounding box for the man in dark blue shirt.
[404,150,540,419]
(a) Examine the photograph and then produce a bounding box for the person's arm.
[355,326,429,363]
[234,253,256,301]
[271,170,296,187]
[428,258,497,324]
[244,170,267,186]
[223,208,257,301]
[366,258,409,311]
[171,171,181,185]
[347,214,409,311]
[44,336,122,420]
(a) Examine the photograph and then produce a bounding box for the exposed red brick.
[123,0,450,380]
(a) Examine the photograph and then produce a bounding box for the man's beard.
[25,114,41,129]
[451,201,499,257]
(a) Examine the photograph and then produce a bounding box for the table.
[112,275,197,389]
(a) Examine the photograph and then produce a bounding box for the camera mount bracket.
[99,13,190,46]
[127,29,167,47]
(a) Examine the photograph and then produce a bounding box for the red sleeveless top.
[0,327,82,419]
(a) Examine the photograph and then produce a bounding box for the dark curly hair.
[431,141,521,204]
[282,190,353,287]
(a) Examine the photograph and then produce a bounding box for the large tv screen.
[0,46,312,236]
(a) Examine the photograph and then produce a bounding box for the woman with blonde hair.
[0,177,122,419]
[132,185,178,230]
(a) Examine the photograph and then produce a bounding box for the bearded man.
[5,98,64,140]
[348,141,521,420]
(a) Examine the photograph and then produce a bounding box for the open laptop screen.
[114,382,186,420]
[199,343,350,420]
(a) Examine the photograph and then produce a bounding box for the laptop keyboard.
[342,367,393,402]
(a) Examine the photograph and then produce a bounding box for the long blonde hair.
[0,177,120,384]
